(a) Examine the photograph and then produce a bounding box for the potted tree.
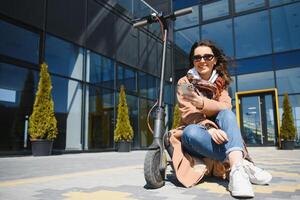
[280,93,296,150]
[28,63,58,156]
[114,85,133,152]
[172,103,180,129]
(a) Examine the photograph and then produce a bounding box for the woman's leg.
[181,109,244,163]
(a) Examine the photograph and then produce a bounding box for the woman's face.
[193,46,216,80]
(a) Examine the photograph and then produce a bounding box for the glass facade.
[0,10,174,153]
[173,0,300,146]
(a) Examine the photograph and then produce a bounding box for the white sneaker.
[228,162,254,198]
[243,159,272,185]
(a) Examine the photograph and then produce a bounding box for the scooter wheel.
[144,149,166,189]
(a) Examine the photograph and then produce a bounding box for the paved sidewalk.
[0,147,299,200]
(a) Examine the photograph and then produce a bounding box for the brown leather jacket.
[169,76,251,188]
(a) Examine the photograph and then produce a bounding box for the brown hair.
[189,40,232,88]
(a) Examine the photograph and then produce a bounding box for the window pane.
[202,0,229,21]
[0,20,39,63]
[228,76,236,98]
[236,55,273,74]
[270,0,300,6]
[271,2,300,52]
[173,0,199,10]
[234,0,265,13]
[174,5,199,30]
[89,52,114,89]
[0,63,37,151]
[117,65,137,93]
[201,19,234,56]
[140,98,154,147]
[274,50,300,69]
[164,81,173,104]
[51,76,82,150]
[234,11,272,58]
[174,27,200,53]
[237,71,275,91]
[45,35,83,80]
[87,86,114,149]
[276,67,300,94]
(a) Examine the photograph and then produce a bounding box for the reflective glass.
[234,11,272,58]
[237,71,275,91]
[117,65,137,92]
[202,0,229,21]
[133,0,151,18]
[276,67,300,94]
[174,27,200,53]
[87,86,114,149]
[201,19,234,56]
[140,98,154,147]
[0,63,37,151]
[116,0,133,14]
[45,35,83,80]
[0,20,39,63]
[274,50,300,69]
[270,0,300,6]
[164,82,173,104]
[89,52,114,89]
[236,55,273,74]
[138,72,157,99]
[51,75,82,150]
[174,5,199,30]
[271,2,300,52]
[173,0,199,10]
[234,0,265,13]
[228,76,236,98]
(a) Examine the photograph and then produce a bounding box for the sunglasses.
[192,54,214,62]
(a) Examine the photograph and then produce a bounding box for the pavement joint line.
[0,164,142,187]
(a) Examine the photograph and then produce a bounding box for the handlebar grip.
[133,19,148,28]
[174,7,193,17]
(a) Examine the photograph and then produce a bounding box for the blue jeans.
[181,109,244,161]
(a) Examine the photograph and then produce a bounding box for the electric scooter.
[132,2,192,189]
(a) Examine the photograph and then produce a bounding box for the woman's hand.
[182,91,204,109]
[207,128,228,144]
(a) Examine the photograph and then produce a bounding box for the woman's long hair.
[189,40,232,88]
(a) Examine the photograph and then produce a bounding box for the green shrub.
[172,103,180,129]
[280,93,296,141]
[114,85,133,142]
[29,63,57,140]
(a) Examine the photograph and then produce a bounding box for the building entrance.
[235,89,281,147]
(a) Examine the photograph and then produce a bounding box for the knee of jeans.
[217,109,236,122]
[182,124,206,145]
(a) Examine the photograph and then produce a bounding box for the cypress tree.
[280,93,296,141]
[29,63,57,140]
[114,85,133,142]
[172,103,180,129]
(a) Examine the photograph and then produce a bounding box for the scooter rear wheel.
[144,149,166,189]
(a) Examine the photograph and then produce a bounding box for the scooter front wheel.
[144,149,166,189]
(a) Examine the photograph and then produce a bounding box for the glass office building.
[173,0,300,146]
[1,0,300,154]
[0,0,174,154]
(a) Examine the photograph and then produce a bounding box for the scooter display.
[132,3,192,189]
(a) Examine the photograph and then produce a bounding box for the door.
[238,93,278,146]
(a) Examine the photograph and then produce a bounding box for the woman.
[169,40,272,198]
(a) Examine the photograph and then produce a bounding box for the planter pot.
[117,141,131,152]
[31,139,53,156]
[281,140,294,150]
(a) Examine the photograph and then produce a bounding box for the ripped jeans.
[181,109,244,161]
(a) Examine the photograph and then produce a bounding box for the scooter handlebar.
[132,7,193,28]
[173,7,192,18]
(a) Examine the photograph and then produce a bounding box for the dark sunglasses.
[192,54,214,62]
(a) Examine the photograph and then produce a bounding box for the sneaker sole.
[230,190,254,198]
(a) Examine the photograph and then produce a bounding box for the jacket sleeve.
[200,89,232,117]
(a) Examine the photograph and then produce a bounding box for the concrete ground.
[0,147,300,200]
